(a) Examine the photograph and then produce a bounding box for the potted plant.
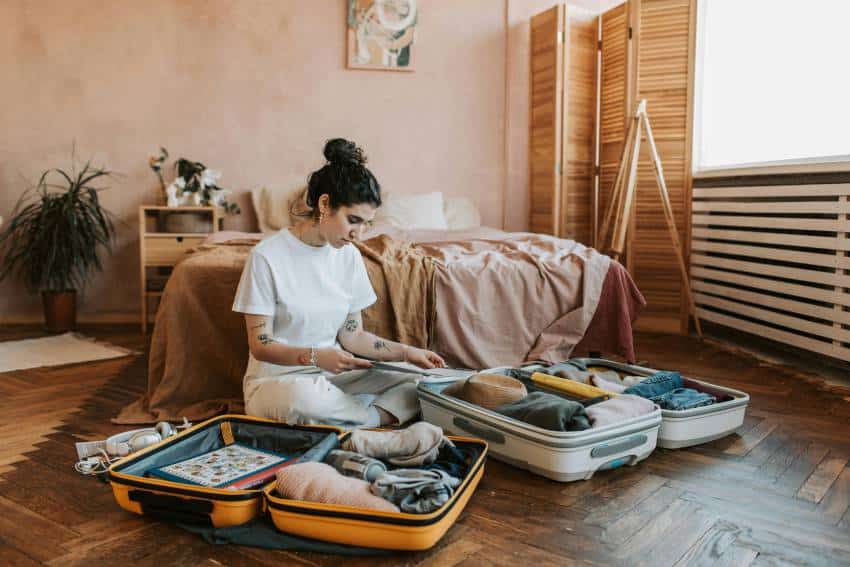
[0,159,116,332]
[148,147,240,232]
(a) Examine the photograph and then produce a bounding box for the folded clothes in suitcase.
[569,358,750,449]
[418,371,662,483]
[264,434,488,551]
[107,415,343,528]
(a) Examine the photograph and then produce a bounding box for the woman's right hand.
[316,348,373,374]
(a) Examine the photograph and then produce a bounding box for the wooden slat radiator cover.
[690,183,850,362]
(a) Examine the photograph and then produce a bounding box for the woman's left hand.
[406,347,446,369]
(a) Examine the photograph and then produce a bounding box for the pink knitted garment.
[275,462,399,512]
[586,394,656,428]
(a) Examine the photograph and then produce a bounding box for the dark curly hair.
[296,138,382,220]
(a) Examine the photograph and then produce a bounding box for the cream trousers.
[244,368,422,427]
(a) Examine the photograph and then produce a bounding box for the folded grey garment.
[343,421,453,467]
[495,391,590,431]
[586,394,656,428]
[370,468,461,514]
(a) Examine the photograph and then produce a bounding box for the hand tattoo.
[373,340,391,352]
[344,319,358,332]
[258,334,274,345]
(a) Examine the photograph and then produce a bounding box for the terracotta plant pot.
[42,290,77,333]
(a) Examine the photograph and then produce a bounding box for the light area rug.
[0,332,135,372]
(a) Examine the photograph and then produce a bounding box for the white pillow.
[444,196,481,230]
[375,191,449,230]
[251,185,307,233]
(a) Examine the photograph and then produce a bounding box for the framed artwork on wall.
[347,0,417,71]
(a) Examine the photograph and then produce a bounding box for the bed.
[115,190,644,424]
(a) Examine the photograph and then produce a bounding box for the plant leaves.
[0,157,116,292]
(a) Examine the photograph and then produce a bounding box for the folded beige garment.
[276,462,399,512]
[343,422,448,467]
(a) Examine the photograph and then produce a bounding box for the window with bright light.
[694,0,850,173]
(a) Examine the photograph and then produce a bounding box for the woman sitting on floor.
[232,138,445,427]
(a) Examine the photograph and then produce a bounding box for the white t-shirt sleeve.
[232,250,277,316]
[349,248,377,313]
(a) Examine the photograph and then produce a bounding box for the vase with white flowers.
[148,147,241,214]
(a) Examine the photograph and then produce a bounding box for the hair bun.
[323,138,366,166]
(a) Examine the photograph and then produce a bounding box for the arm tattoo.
[373,340,391,352]
[344,318,359,332]
[258,334,274,345]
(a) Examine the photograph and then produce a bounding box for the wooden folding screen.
[529,4,597,244]
[598,2,631,252]
[531,0,695,334]
[529,5,565,237]
[628,0,695,333]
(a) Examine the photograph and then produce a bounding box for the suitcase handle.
[590,434,647,458]
[129,490,214,526]
[452,417,505,444]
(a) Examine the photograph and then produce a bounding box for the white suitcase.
[417,379,661,482]
[569,358,750,449]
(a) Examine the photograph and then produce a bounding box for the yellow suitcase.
[107,414,342,528]
[264,434,488,551]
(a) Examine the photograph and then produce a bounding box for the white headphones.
[105,422,177,457]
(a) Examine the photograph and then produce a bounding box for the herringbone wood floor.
[1,326,849,566]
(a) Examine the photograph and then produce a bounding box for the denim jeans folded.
[622,371,683,400]
[656,388,715,410]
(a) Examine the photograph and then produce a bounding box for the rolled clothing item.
[343,421,452,467]
[371,469,460,514]
[622,371,683,400]
[591,369,625,385]
[545,359,624,385]
[590,374,628,394]
[494,391,590,431]
[655,388,715,410]
[621,375,647,387]
[544,360,592,384]
[276,462,399,512]
[324,450,387,482]
[586,394,657,428]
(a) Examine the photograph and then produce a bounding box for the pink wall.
[0,1,622,323]
[0,0,507,322]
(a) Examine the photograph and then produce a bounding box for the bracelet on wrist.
[402,345,409,363]
[310,346,318,367]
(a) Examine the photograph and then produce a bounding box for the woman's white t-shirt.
[232,229,377,382]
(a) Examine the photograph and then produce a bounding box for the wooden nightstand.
[139,206,223,332]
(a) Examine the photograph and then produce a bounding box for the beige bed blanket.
[115,228,613,424]
[373,226,611,369]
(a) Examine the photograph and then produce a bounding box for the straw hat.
[444,373,528,410]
